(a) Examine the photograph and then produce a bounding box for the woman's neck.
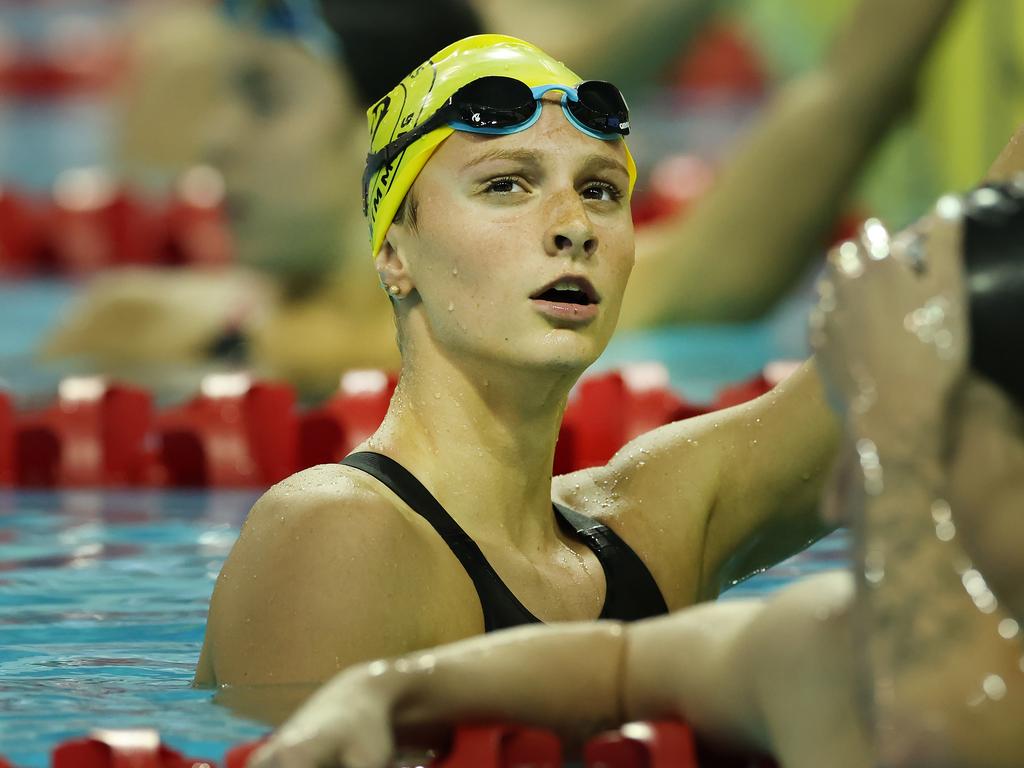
[366,348,579,554]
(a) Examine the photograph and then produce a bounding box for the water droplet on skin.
[748,439,758,447]
[451,267,459,276]
[433,392,441,400]
[448,301,455,312]
[637,460,646,467]
[801,472,811,481]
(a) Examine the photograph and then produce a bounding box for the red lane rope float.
[3,366,790,488]
[435,724,561,768]
[43,721,779,767]
[52,728,214,768]
[558,364,704,472]
[0,174,233,277]
[0,33,126,99]
[154,374,297,488]
[298,369,397,468]
[0,185,47,277]
[13,378,154,488]
[0,389,13,486]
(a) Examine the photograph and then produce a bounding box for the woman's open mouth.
[529,276,601,323]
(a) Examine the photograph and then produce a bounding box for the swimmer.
[43,0,959,393]
[248,185,1024,768]
[193,33,844,696]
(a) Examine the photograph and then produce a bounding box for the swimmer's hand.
[249,663,398,768]
[810,208,967,448]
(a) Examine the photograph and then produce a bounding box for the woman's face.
[389,100,635,373]
[203,31,364,282]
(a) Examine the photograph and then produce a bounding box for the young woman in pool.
[194,32,845,692]
[250,180,1024,768]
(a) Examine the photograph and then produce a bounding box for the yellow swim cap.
[364,34,638,257]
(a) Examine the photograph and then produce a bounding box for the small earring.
[387,284,402,297]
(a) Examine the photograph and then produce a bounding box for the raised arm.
[621,0,959,327]
[557,359,840,605]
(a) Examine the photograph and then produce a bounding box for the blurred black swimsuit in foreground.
[341,451,669,630]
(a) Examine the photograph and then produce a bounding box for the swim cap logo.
[369,96,391,143]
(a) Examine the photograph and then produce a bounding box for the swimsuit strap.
[340,451,539,631]
[553,503,669,621]
[340,451,668,629]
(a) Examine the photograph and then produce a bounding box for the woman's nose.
[544,195,598,259]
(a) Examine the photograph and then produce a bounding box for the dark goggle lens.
[569,80,629,134]
[449,76,537,128]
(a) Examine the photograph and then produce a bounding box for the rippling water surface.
[0,490,267,766]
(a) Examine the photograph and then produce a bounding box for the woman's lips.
[531,298,599,324]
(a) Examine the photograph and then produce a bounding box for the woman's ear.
[375,229,414,300]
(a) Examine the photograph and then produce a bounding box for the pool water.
[0,490,267,765]
[0,487,847,766]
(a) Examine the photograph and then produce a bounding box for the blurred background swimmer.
[39,0,960,395]
[248,183,1024,768]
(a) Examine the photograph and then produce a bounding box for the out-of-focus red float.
[52,729,214,768]
[13,377,153,488]
[0,389,13,486]
[155,374,296,488]
[298,369,398,468]
[436,723,561,768]
[0,185,46,276]
[558,364,703,471]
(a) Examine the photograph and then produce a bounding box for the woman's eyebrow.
[463,148,544,170]
[580,154,629,179]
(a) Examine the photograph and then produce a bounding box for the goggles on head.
[362,75,630,214]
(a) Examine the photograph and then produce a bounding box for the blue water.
[0,490,268,765]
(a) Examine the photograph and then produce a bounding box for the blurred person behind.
[44,0,960,395]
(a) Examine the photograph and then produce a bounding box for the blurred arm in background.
[472,0,717,96]
[621,0,960,327]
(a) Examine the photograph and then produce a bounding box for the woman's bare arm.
[560,359,839,605]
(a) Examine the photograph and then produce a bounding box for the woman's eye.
[485,177,525,194]
[581,182,622,203]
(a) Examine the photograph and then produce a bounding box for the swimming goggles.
[362,76,630,214]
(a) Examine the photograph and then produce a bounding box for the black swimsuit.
[341,451,668,631]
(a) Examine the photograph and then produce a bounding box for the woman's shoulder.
[240,463,431,559]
